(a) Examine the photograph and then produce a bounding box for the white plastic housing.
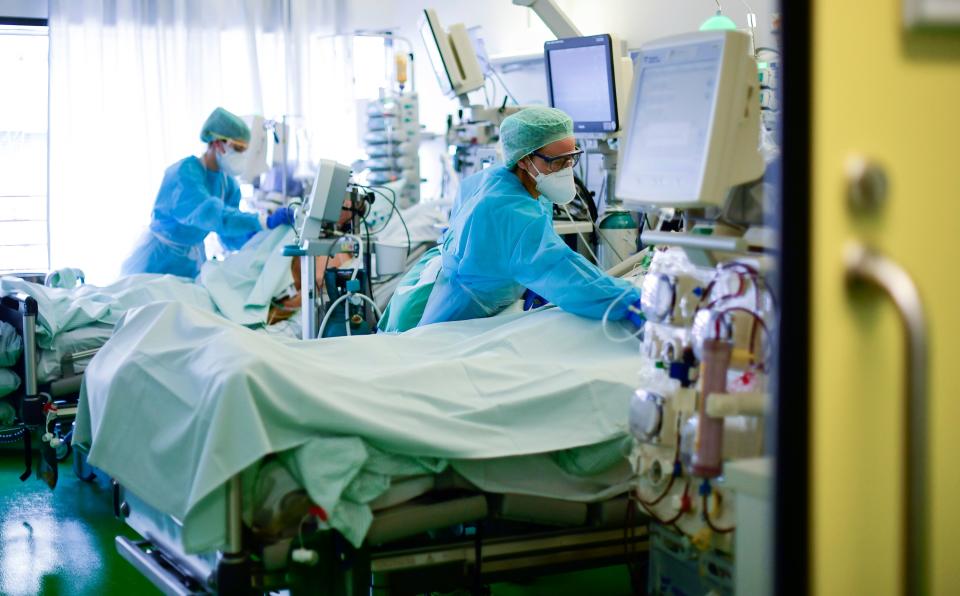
[420,9,485,99]
[616,30,765,208]
[299,159,351,241]
[240,115,270,183]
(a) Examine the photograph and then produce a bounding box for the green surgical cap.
[500,106,574,168]
[200,107,250,144]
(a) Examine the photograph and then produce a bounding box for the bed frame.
[114,473,650,595]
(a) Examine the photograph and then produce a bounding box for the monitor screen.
[618,38,723,203]
[420,12,454,97]
[545,35,618,134]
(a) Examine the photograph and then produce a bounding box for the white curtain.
[48,0,343,283]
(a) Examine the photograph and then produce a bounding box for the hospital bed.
[0,289,102,486]
[0,227,312,486]
[76,300,650,594]
[0,201,453,490]
[0,281,305,488]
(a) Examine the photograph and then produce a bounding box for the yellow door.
[809,1,960,594]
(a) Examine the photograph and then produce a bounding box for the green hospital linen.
[0,369,20,399]
[0,227,297,348]
[377,246,441,333]
[198,227,295,326]
[75,300,641,552]
[0,321,22,367]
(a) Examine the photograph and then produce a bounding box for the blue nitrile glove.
[626,298,646,329]
[522,289,549,311]
[266,206,295,229]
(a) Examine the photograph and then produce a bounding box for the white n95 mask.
[217,146,247,177]
[529,162,576,205]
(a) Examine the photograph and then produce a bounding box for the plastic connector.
[698,478,712,497]
[691,527,713,551]
[21,396,44,427]
[346,279,361,294]
[668,361,694,387]
[680,492,692,513]
[282,244,307,257]
[292,548,319,566]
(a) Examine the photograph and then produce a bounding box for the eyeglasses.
[211,134,249,153]
[531,148,583,173]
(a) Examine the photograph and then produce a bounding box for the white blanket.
[75,301,641,552]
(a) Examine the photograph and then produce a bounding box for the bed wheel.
[73,448,96,482]
[216,553,252,595]
[55,440,72,462]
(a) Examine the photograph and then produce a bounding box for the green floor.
[0,452,157,595]
[0,453,633,595]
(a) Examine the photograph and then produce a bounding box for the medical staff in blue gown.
[122,107,294,278]
[379,106,643,332]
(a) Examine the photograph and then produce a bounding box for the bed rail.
[116,536,211,596]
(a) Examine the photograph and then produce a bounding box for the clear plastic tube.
[317,291,384,339]
[561,204,600,264]
[602,285,644,343]
[317,293,351,339]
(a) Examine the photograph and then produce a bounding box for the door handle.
[845,243,929,596]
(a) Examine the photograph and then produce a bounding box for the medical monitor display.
[299,159,351,242]
[622,39,721,202]
[420,10,454,97]
[545,35,618,134]
[617,30,763,208]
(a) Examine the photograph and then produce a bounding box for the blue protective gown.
[121,156,261,278]
[417,166,641,326]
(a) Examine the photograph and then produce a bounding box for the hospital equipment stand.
[289,238,339,340]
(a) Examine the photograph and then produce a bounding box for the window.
[0,23,49,273]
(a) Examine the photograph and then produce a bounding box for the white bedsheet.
[75,300,641,552]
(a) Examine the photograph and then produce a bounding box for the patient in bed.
[266,253,352,324]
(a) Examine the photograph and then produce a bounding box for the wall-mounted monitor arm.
[512,0,581,39]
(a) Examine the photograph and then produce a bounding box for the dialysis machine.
[618,30,775,595]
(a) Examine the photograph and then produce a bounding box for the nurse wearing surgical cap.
[122,107,295,278]
[379,106,643,332]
